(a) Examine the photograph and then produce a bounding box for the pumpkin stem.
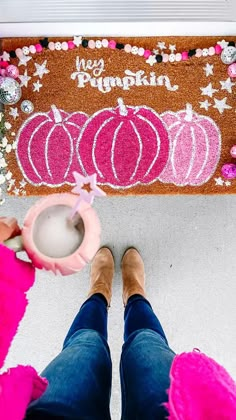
[184,103,193,122]
[118,98,128,116]
[51,105,63,123]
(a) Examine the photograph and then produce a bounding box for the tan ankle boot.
[121,248,146,306]
[88,247,114,307]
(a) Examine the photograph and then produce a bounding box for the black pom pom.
[116,43,124,50]
[39,37,49,48]
[155,54,163,63]
[82,39,89,48]
[9,50,16,58]
[228,41,235,47]
[188,49,196,57]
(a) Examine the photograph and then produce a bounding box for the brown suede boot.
[121,248,146,306]
[88,247,114,307]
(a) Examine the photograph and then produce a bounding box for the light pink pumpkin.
[158,104,221,186]
[16,105,88,186]
[77,98,170,188]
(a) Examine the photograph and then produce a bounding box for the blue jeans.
[26,294,175,420]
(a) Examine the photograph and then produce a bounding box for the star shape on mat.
[199,99,211,111]
[200,83,218,98]
[71,172,106,216]
[214,177,225,186]
[220,77,235,94]
[33,60,50,79]
[73,35,83,47]
[146,55,157,66]
[33,80,43,92]
[204,63,214,77]
[18,54,32,66]
[19,70,31,87]
[213,97,232,114]
[217,39,229,49]
[157,41,166,50]
[7,178,15,191]
[9,107,19,120]
[225,180,231,187]
[169,44,176,53]
[19,179,27,189]
[13,187,20,196]
[0,51,10,61]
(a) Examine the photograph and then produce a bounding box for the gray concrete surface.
[2,194,236,419]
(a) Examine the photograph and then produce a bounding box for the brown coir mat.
[1,36,236,196]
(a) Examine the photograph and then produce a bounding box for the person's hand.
[0,217,21,244]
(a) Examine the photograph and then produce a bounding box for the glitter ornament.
[228,62,236,78]
[221,46,236,65]
[21,100,34,114]
[0,76,22,105]
[5,65,19,79]
[221,163,236,179]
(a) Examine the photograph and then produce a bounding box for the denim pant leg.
[26,294,112,420]
[120,295,176,420]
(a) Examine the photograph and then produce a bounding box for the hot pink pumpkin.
[77,98,170,188]
[16,105,88,186]
[158,104,221,186]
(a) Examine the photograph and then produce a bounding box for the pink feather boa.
[0,244,48,419]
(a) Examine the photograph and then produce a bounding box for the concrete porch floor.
[3,194,236,419]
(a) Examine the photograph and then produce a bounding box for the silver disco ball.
[0,76,22,105]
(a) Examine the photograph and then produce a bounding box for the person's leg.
[120,249,175,420]
[26,248,114,420]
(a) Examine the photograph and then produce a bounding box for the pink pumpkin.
[77,98,170,188]
[16,105,88,186]
[158,104,221,186]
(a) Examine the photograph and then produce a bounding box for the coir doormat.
[1,36,236,197]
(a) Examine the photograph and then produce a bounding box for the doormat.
[1,36,236,197]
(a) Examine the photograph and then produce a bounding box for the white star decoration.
[214,177,225,186]
[220,78,235,94]
[18,54,32,66]
[73,36,82,47]
[225,181,231,187]
[18,70,31,87]
[199,99,211,111]
[33,60,50,79]
[9,107,19,120]
[200,83,218,98]
[0,51,10,61]
[33,80,43,92]
[169,44,176,53]
[204,63,214,77]
[217,39,229,49]
[19,179,27,188]
[157,41,166,50]
[146,55,157,66]
[213,97,232,114]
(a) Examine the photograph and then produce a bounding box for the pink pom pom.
[88,40,95,49]
[68,41,75,49]
[195,48,202,57]
[35,44,43,53]
[182,51,189,61]
[61,41,68,51]
[48,42,55,51]
[208,46,215,56]
[175,53,182,62]
[0,69,6,76]
[228,62,236,78]
[230,145,236,158]
[15,48,23,58]
[215,44,223,55]
[5,64,19,79]
[221,163,236,179]
[124,44,132,53]
[0,61,9,69]
[108,40,116,49]
[144,49,151,58]
[102,39,109,47]
[29,45,36,54]
[162,54,169,63]
[138,47,145,56]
